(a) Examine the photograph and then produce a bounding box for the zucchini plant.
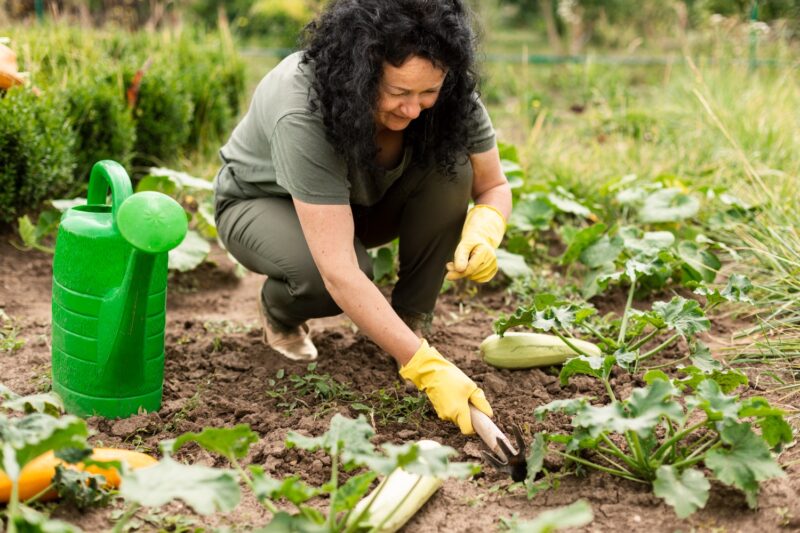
[495,263,755,392]
[149,414,478,532]
[525,372,791,517]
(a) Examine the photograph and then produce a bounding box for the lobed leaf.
[652,297,710,338]
[705,422,785,508]
[653,466,710,518]
[120,456,241,514]
[166,424,259,460]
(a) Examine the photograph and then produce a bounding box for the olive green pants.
[215,157,473,333]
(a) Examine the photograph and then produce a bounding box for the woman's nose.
[400,98,422,119]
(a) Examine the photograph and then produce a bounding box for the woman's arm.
[470,145,512,216]
[293,198,419,366]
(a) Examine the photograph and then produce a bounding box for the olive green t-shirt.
[214,51,496,207]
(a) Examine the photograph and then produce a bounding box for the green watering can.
[51,161,188,418]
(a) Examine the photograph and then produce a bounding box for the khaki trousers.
[215,156,473,332]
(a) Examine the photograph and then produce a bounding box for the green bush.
[0,88,76,225]
[173,38,245,150]
[127,66,194,167]
[63,77,136,184]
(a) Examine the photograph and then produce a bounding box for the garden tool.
[470,406,528,482]
[51,160,187,419]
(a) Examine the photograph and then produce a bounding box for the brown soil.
[2,239,799,533]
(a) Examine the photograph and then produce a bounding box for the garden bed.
[2,239,799,531]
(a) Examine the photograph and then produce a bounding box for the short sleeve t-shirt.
[214,51,495,207]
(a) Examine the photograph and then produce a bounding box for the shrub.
[127,66,193,168]
[63,76,136,184]
[0,88,76,225]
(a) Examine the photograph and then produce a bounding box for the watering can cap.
[116,191,188,254]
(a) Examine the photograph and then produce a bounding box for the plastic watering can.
[51,161,188,418]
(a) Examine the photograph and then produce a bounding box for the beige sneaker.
[257,300,318,361]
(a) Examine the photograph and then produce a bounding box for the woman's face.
[375,55,447,131]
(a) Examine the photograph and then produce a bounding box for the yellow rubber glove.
[399,339,493,435]
[446,204,506,283]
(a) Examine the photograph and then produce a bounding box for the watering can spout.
[97,191,188,394]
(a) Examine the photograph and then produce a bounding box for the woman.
[214,0,511,435]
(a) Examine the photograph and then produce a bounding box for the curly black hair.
[301,0,481,178]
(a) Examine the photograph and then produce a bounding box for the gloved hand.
[446,204,506,283]
[399,339,493,434]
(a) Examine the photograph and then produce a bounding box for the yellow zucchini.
[0,448,157,503]
[480,332,601,369]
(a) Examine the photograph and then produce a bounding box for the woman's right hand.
[399,339,493,435]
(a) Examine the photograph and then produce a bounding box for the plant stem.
[670,442,723,470]
[21,483,54,505]
[642,355,689,371]
[639,334,681,361]
[603,378,618,404]
[652,420,708,461]
[111,502,140,533]
[600,435,639,471]
[8,480,19,533]
[629,433,652,477]
[369,476,423,533]
[582,323,618,349]
[552,329,594,358]
[232,459,279,515]
[555,451,647,484]
[617,279,638,345]
[595,449,637,476]
[327,452,339,532]
[629,328,662,352]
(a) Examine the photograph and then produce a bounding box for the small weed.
[353,384,431,427]
[267,366,431,425]
[165,388,203,433]
[0,309,26,353]
[267,363,359,415]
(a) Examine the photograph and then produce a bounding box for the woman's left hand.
[445,204,506,283]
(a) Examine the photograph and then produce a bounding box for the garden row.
[0,25,245,225]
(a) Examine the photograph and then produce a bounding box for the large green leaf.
[2,392,64,416]
[653,466,710,518]
[502,499,593,533]
[496,248,533,279]
[694,379,741,422]
[168,229,210,272]
[705,422,784,508]
[250,467,319,506]
[167,424,259,460]
[286,414,375,465]
[119,456,241,514]
[331,471,378,514]
[738,397,793,449]
[639,188,700,223]
[559,355,616,386]
[652,297,710,337]
[0,413,88,480]
[580,235,624,268]
[619,227,675,255]
[677,241,721,284]
[509,197,554,231]
[627,380,683,423]
[560,224,606,265]
[12,505,84,533]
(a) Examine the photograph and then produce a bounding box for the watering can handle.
[86,161,133,228]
